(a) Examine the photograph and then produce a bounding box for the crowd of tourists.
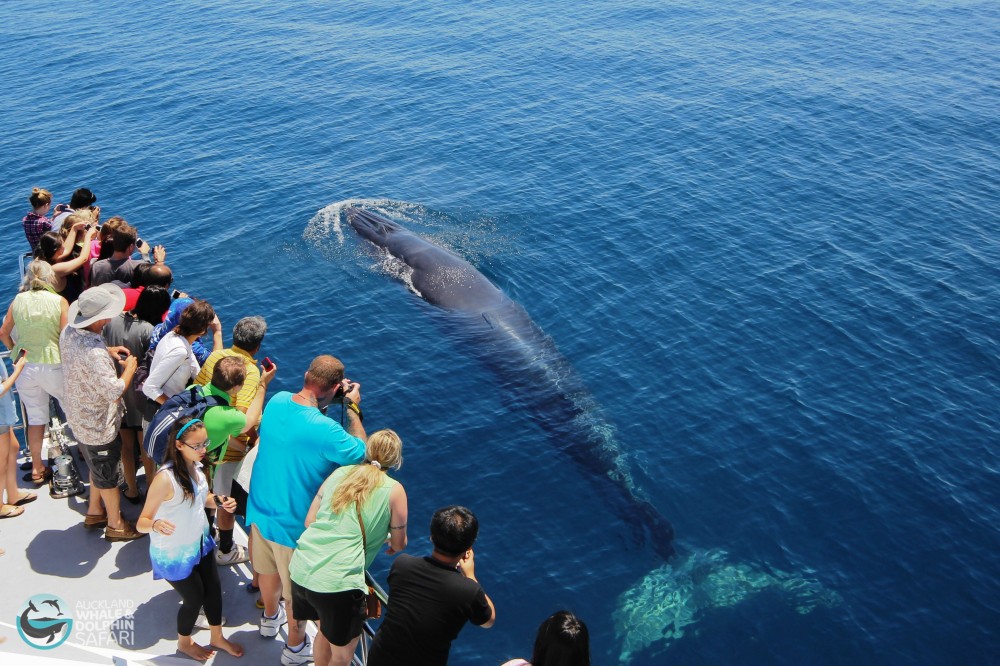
[3,186,591,665]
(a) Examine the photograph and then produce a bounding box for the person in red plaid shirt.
[22,187,53,251]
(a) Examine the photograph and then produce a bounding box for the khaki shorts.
[251,523,294,600]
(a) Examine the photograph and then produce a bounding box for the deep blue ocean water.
[2,1,998,664]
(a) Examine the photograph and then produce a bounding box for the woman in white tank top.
[137,416,244,661]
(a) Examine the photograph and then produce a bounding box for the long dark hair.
[530,611,590,666]
[163,416,207,504]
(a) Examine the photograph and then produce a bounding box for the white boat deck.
[0,433,306,665]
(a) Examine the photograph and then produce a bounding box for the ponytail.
[331,429,403,514]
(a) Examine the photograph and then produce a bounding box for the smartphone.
[135,237,143,247]
[171,289,182,299]
[213,494,227,509]
[117,352,130,361]
[261,357,274,371]
[15,348,27,363]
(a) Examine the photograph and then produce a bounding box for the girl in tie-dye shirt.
[137,417,244,661]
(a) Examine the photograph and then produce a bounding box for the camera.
[332,379,354,403]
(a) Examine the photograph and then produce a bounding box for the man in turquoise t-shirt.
[246,354,366,666]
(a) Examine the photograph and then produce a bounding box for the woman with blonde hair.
[289,429,408,666]
[0,260,70,485]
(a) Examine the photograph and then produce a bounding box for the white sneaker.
[215,544,250,565]
[194,611,226,629]
[260,604,287,638]
[281,634,313,666]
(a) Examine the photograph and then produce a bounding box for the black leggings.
[167,551,222,636]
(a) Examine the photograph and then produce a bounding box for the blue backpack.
[143,386,227,464]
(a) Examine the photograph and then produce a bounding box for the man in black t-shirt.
[368,506,496,666]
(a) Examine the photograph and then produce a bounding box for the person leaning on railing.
[0,260,69,486]
[22,187,53,252]
[288,429,408,666]
[367,505,496,666]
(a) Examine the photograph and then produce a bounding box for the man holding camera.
[246,354,367,666]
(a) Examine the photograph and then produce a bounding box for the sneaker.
[281,635,313,666]
[83,513,108,530]
[260,604,287,638]
[194,610,226,629]
[104,521,146,542]
[215,544,250,566]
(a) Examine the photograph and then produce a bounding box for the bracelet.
[343,398,364,423]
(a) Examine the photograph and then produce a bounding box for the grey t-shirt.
[90,257,143,287]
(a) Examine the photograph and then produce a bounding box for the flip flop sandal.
[0,505,25,519]
[13,491,37,507]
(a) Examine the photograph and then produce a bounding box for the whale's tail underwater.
[614,549,842,663]
[310,201,841,661]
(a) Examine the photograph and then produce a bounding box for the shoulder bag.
[355,503,383,619]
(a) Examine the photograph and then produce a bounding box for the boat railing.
[18,249,32,278]
[354,572,389,665]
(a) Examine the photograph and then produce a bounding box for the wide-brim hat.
[68,284,126,328]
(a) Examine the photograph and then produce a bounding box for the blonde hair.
[29,188,52,209]
[20,260,57,293]
[331,429,403,514]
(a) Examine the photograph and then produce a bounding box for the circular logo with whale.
[17,594,73,650]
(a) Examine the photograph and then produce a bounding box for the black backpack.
[143,385,226,464]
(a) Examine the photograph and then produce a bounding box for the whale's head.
[345,207,402,247]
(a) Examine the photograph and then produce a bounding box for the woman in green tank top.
[0,260,69,484]
[289,429,409,666]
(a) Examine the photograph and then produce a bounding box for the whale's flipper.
[613,549,841,663]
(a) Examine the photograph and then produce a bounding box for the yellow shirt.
[194,347,261,463]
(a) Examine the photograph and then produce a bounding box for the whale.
[316,203,839,661]
[344,206,675,559]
